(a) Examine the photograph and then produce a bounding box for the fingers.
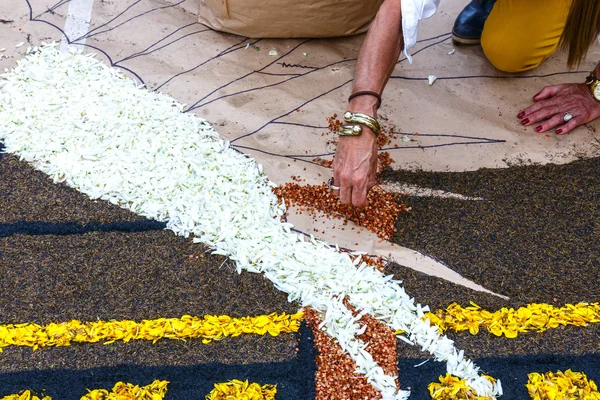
[332,132,377,207]
[520,104,559,127]
[336,174,369,208]
[533,113,567,133]
[519,85,568,120]
[338,178,352,205]
[533,85,562,101]
[523,108,583,134]
[350,184,369,208]
[556,118,580,135]
[332,167,354,205]
[519,100,552,122]
[332,164,372,208]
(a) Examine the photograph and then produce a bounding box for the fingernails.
[521,118,530,125]
[556,129,563,134]
[517,112,525,118]
[535,125,543,132]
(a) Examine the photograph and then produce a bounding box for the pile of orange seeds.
[274,183,408,240]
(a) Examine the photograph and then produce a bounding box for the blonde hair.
[559,0,600,68]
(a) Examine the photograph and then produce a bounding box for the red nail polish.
[517,112,525,118]
[522,118,529,125]
[556,129,562,134]
[535,125,543,132]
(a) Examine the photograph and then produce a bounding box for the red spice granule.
[327,114,343,133]
[273,183,409,240]
[312,158,334,168]
[376,124,398,149]
[377,152,394,172]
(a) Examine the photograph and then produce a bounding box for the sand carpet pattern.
[1,0,600,399]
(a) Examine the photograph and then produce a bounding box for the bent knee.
[481,37,544,73]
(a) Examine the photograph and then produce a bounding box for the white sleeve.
[401,0,441,63]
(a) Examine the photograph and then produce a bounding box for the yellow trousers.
[481,0,572,72]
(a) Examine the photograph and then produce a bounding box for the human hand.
[518,83,600,134]
[332,127,378,208]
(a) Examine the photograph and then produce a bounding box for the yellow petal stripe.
[428,373,497,400]
[0,391,51,400]
[425,302,600,338]
[0,312,303,351]
[526,370,600,400]
[0,381,168,400]
[205,380,276,400]
[81,380,169,400]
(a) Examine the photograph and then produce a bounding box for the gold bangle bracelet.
[338,124,363,136]
[341,111,381,136]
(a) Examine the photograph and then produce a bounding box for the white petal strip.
[0,44,501,399]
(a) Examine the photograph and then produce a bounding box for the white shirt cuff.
[401,0,440,63]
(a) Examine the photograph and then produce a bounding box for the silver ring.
[327,177,340,191]
[563,112,573,122]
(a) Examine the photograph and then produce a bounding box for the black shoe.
[452,0,496,45]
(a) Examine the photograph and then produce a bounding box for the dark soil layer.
[383,158,600,359]
[390,264,600,359]
[0,156,299,373]
[383,157,600,304]
[0,230,299,371]
[0,154,145,224]
[0,335,297,372]
[0,232,295,323]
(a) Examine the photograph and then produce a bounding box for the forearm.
[333,0,403,207]
[349,0,403,115]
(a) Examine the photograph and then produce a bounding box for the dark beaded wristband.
[348,91,382,109]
